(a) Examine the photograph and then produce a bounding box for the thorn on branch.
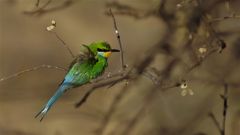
[217,39,226,53]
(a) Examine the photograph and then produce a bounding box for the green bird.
[35,41,120,121]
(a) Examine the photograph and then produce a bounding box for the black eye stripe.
[97,48,109,52]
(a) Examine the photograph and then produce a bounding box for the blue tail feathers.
[35,84,69,121]
[35,106,50,122]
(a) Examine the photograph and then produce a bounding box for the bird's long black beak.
[111,49,120,52]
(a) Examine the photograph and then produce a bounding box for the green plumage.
[65,54,108,86]
[35,41,119,121]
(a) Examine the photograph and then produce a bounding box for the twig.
[94,40,173,135]
[208,112,222,135]
[221,83,228,135]
[23,0,52,15]
[105,2,155,19]
[38,0,52,9]
[176,0,196,8]
[75,71,129,108]
[109,9,126,70]
[23,0,73,16]
[207,0,240,23]
[119,58,179,135]
[95,2,175,134]
[101,1,230,135]
[96,83,131,135]
[0,64,67,83]
[187,48,218,73]
[94,58,179,135]
[75,89,95,108]
[120,85,177,135]
[99,0,236,135]
[76,20,173,133]
[96,57,179,135]
[76,9,129,109]
[52,32,75,58]
[225,0,230,11]
[225,0,234,14]
[75,75,128,107]
[209,14,240,22]
[35,0,40,7]
[209,84,229,135]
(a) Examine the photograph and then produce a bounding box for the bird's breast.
[89,58,108,79]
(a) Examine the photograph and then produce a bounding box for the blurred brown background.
[0,0,240,135]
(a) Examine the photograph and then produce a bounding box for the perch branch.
[75,70,129,108]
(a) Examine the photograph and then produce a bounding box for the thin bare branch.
[23,0,52,15]
[52,32,75,58]
[75,70,129,108]
[209,84,229,135]
[120,85,178,135]
[23,0,73,16]
[75,74,128,108]
[96,83,130,135]
[109,8,126,70]
[0,64,67,83]
[209,112,222,135]
[221,83,228,135]
[35,0,40,7]
[105,1,155,19]
[209,14,240,22]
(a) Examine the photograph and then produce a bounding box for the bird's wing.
[60,56,97,88]
[68,44,95,71]
[81,44,95,58]
[35,45,96,121]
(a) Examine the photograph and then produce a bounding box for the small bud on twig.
[179,80,194,96]
[46,20,56,31]
[176,4,182,9]
[198,47,207,54]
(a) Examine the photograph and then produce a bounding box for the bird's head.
[88,41,120,58]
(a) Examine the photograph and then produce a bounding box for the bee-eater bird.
[35,41,120,121]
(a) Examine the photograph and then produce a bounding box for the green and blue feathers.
[35,41,119,121]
